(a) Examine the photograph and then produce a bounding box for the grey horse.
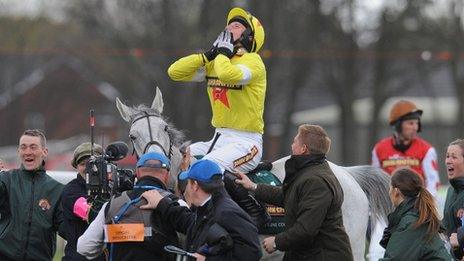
[116,87,392,261]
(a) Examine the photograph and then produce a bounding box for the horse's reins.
[131,112,173,159]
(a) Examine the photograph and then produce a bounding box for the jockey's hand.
[263,236,277,254]
[234,171,257,191]
[216,30,234,58]
[203,39,219,62]
[139,190,164,210]
[0,159,5,171]
[203,32,223,62]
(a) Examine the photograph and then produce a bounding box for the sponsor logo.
[382,158,420,168]
[233,146,259,168]
[266,205,285,216]
[212,88,230,108]
[38,199,51,211]
[206,77,243,90]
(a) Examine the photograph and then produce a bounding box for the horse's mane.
[130,104,185,147]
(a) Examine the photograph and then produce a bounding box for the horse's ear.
[116,97,134,122]
[151,86,164,114]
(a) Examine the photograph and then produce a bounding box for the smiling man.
[0,129,63,261]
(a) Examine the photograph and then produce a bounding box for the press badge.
[104,223,145,242]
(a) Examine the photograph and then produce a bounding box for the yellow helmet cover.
[227,7,265,53]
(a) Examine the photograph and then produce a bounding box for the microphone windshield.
[105,142,129,161]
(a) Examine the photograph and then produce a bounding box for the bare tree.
[445,0,464,137]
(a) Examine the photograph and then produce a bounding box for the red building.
[0,58,124,146]
[0,58,134,170]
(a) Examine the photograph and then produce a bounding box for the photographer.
[140,159,262,261]
[77,152,182,260]
[60,142,106,261]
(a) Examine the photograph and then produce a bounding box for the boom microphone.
[105,142,129,161]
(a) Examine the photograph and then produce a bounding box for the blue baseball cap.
[136,152,170,170]
[179,159,223,183]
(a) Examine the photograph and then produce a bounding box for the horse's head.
[116,87,184,189]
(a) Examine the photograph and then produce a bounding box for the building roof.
[0,57,120,109]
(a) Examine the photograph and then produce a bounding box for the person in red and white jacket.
[372,100,440,196]
[369,100,441,261]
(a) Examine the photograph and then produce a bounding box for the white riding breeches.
[190,128,263,173]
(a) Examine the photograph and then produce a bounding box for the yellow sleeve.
[167,54,209,82]
[214,53,265,85]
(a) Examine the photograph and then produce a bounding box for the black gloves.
[216,30,234,58]
[203,46,218,62]
[203,33,221,62]
[203,30,235,62]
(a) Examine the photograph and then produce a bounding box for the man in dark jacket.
[140,159,262,261]
[0,129,63,261]
[77,152,182,261]
[60,142,105,261]
[236,124,353,261]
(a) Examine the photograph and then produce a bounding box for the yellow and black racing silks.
[168,52,266,134]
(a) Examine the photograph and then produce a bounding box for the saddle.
[181,156,285,234]
[223,162,285,235]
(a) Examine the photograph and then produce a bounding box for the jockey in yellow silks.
[168,7,266,173]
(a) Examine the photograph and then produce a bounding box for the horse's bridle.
[130,112,173,159]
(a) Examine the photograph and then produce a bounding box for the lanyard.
[113,185,164,223]
[109,185,166,261]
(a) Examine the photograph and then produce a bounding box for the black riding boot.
[223,171,271,228]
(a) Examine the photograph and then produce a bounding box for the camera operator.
[60,142,106,261]
[77,152,183,260]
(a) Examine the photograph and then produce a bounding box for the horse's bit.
[130,112,173,159]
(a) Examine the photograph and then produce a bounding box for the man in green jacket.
[236,124,353,260]
[0,129,64,261]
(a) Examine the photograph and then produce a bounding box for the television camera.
[85,141,135,199]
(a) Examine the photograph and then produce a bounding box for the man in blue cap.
[140,159,261,260]
[78,152,183,261]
